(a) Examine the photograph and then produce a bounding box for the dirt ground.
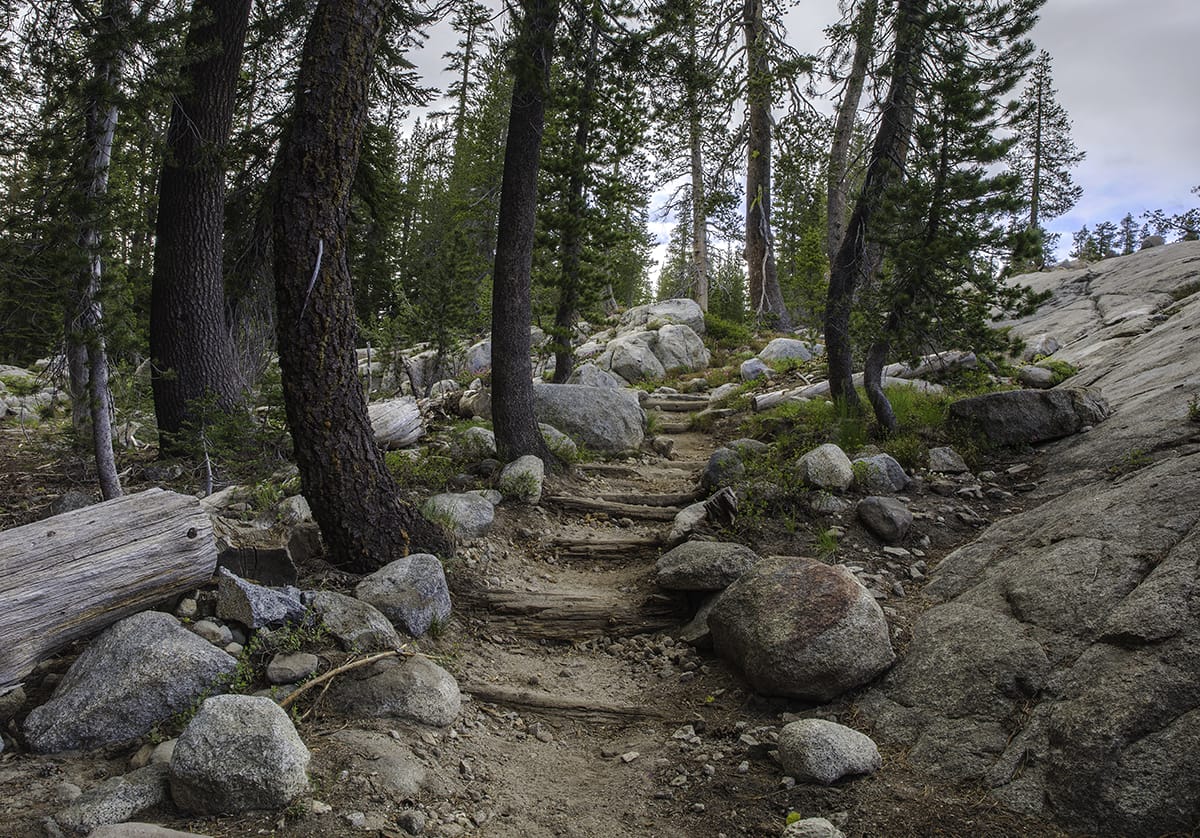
[0,414,1081,838]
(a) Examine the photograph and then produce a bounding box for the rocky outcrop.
[708,557,894,701]
[616,298,706,335]
[860,243,1200,837]
[948,387,1110,448]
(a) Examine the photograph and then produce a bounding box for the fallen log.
[547,534,666,560]
[544,495,681,521]
[593,491,698,507]
[0,488,218,693]
[462,682,668,721]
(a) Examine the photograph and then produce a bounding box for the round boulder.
[326,654,461,727]
[758,338,814,364]
[796,443,854,491]
[856,496,913,545]
[708,557,895,701]
[655,541,759,591]
[701,447,745,491]
[778,718,881,784]
[169,695,309,814]
[354,554,452,638]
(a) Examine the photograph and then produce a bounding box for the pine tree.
[1006,49,1084,267]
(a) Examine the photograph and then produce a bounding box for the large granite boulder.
[654,324,710,372]
[532,383,645,454]
[948,387,1110,448]
[326,654,461,727]
[306,590,402,653]
[759,338,815,364]
[169,695,309,814]
[24,612,236,753]
[796,443,854,491]
[617,298,706,335]
[708,557,895,701]
[354,554,452,638]
[598,331,665,382]
[565,362,622,388]
[422,492,494,540]
[654,541,759,591]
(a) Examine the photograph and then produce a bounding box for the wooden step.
[545,495,681,521]
[546,534,666,561]
[461,589,685,640]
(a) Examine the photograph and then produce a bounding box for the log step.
[544,496,681,521]
[461,589,684,640]
[546,534,666,561]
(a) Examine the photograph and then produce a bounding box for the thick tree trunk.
[492,0,560,461]
[744,0,791,330]
[686,16,709,312]
[824,0,926,410]
[150,0,252,450]
[66,0,127,500]
[0,489,216,693]
[863,338,896,433]
[826,0,879,263]
[272,0,453,573]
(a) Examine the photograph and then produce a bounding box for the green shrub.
[703,312,753,349]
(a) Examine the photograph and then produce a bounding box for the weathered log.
[0,488,218,692]
[460,589,684,640]
[463,682,668,720]
[751,388,806,412]
[577,463,695,479]
[594,491,699,507]
[211,517,298,586]
[547,534,666,561]
[367,396,424,449]
[544,496,681,521]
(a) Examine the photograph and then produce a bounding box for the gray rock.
[465,339,491,374]
[668,500,709,544]
[498,455,545,504]
[851,454,909,493]
[928,446,969,474]
[539,423,579,460]
[726,438,769,457]
[23,612,236,753]
[454,426,497,460]
[701,447,745,491]
[1017,365,1056,389]
[655,541,759,591]
[1139,234,1166,249]
[1021,333,1060,361]
[190,620,232,646]
[796,443,854,491]
[266,652,319,685]
[598,331,666,382]
[397,809,428,835]
[655,324,710,373]
[54,764,168,834]
[782,817,846,838]
[327,655,460,727]
[169,695,309,815]
[565,361,622,388]
[277,494,312,526]
[740,358,771,381]
[708,557,894,701]
[458,389,492,420]
[778,719,881,784]
[532,383,645,454]
[709,382,741,404]
[422,493,494,540]
[679,594,722,649]
[758,338,814,363]
[306,590,402,653]
[617,298,705,335]
[332,730,438,797]
[856,497,913,544]
[216,567,306,630]
[0,685,26,722]
[947,387,1110,448]
[355,554,451,638]
[87,825,212,838]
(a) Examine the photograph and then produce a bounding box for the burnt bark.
[824,0,926,410]
[272,0,453,573]
[492,0,559,460]
[150,0,252,450]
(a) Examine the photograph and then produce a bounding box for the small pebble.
[620,751,641,763]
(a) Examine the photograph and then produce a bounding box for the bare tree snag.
[0,489,217,692]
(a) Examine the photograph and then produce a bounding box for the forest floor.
[0,402,1080,838]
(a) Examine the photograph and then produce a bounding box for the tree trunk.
[150,0,252,451]
[824,0,926,410]
[744,0,791,330]
[492,0,560,461]
[687,16,709,312]
[272,0,453,574]
[863,338,896,433]
[0,488,216,693]
[826,0,879,263]
[66,0,128,500]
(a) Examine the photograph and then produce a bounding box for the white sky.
[407,1,1200,266]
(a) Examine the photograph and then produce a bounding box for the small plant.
[385,448,459,491]
[1188,393,1200,424]
[814,527,839,560]
[703,312,753,349]
[1037,359,1079,385]
[0,374,42,397]
[1108,448,1152,476]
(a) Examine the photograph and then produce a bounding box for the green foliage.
[385,448,462,493]
[813,527,839,560]
[1036,359,1078,385]
[703,312,753,349]
[1108,448,1152,476]
[0,374,42,397]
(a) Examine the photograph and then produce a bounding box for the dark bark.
[551,10,600,385]
[686,15,708,311]
[826,0,879,263]
[272,0,453,573]
[492,0,559,460]
[67,0,127,500]
[863,337,895,433]
[824,0,926,410]
[744,0,790,330]
[149,0,251,449]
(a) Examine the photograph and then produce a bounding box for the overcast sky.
[409,1,1200,264]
